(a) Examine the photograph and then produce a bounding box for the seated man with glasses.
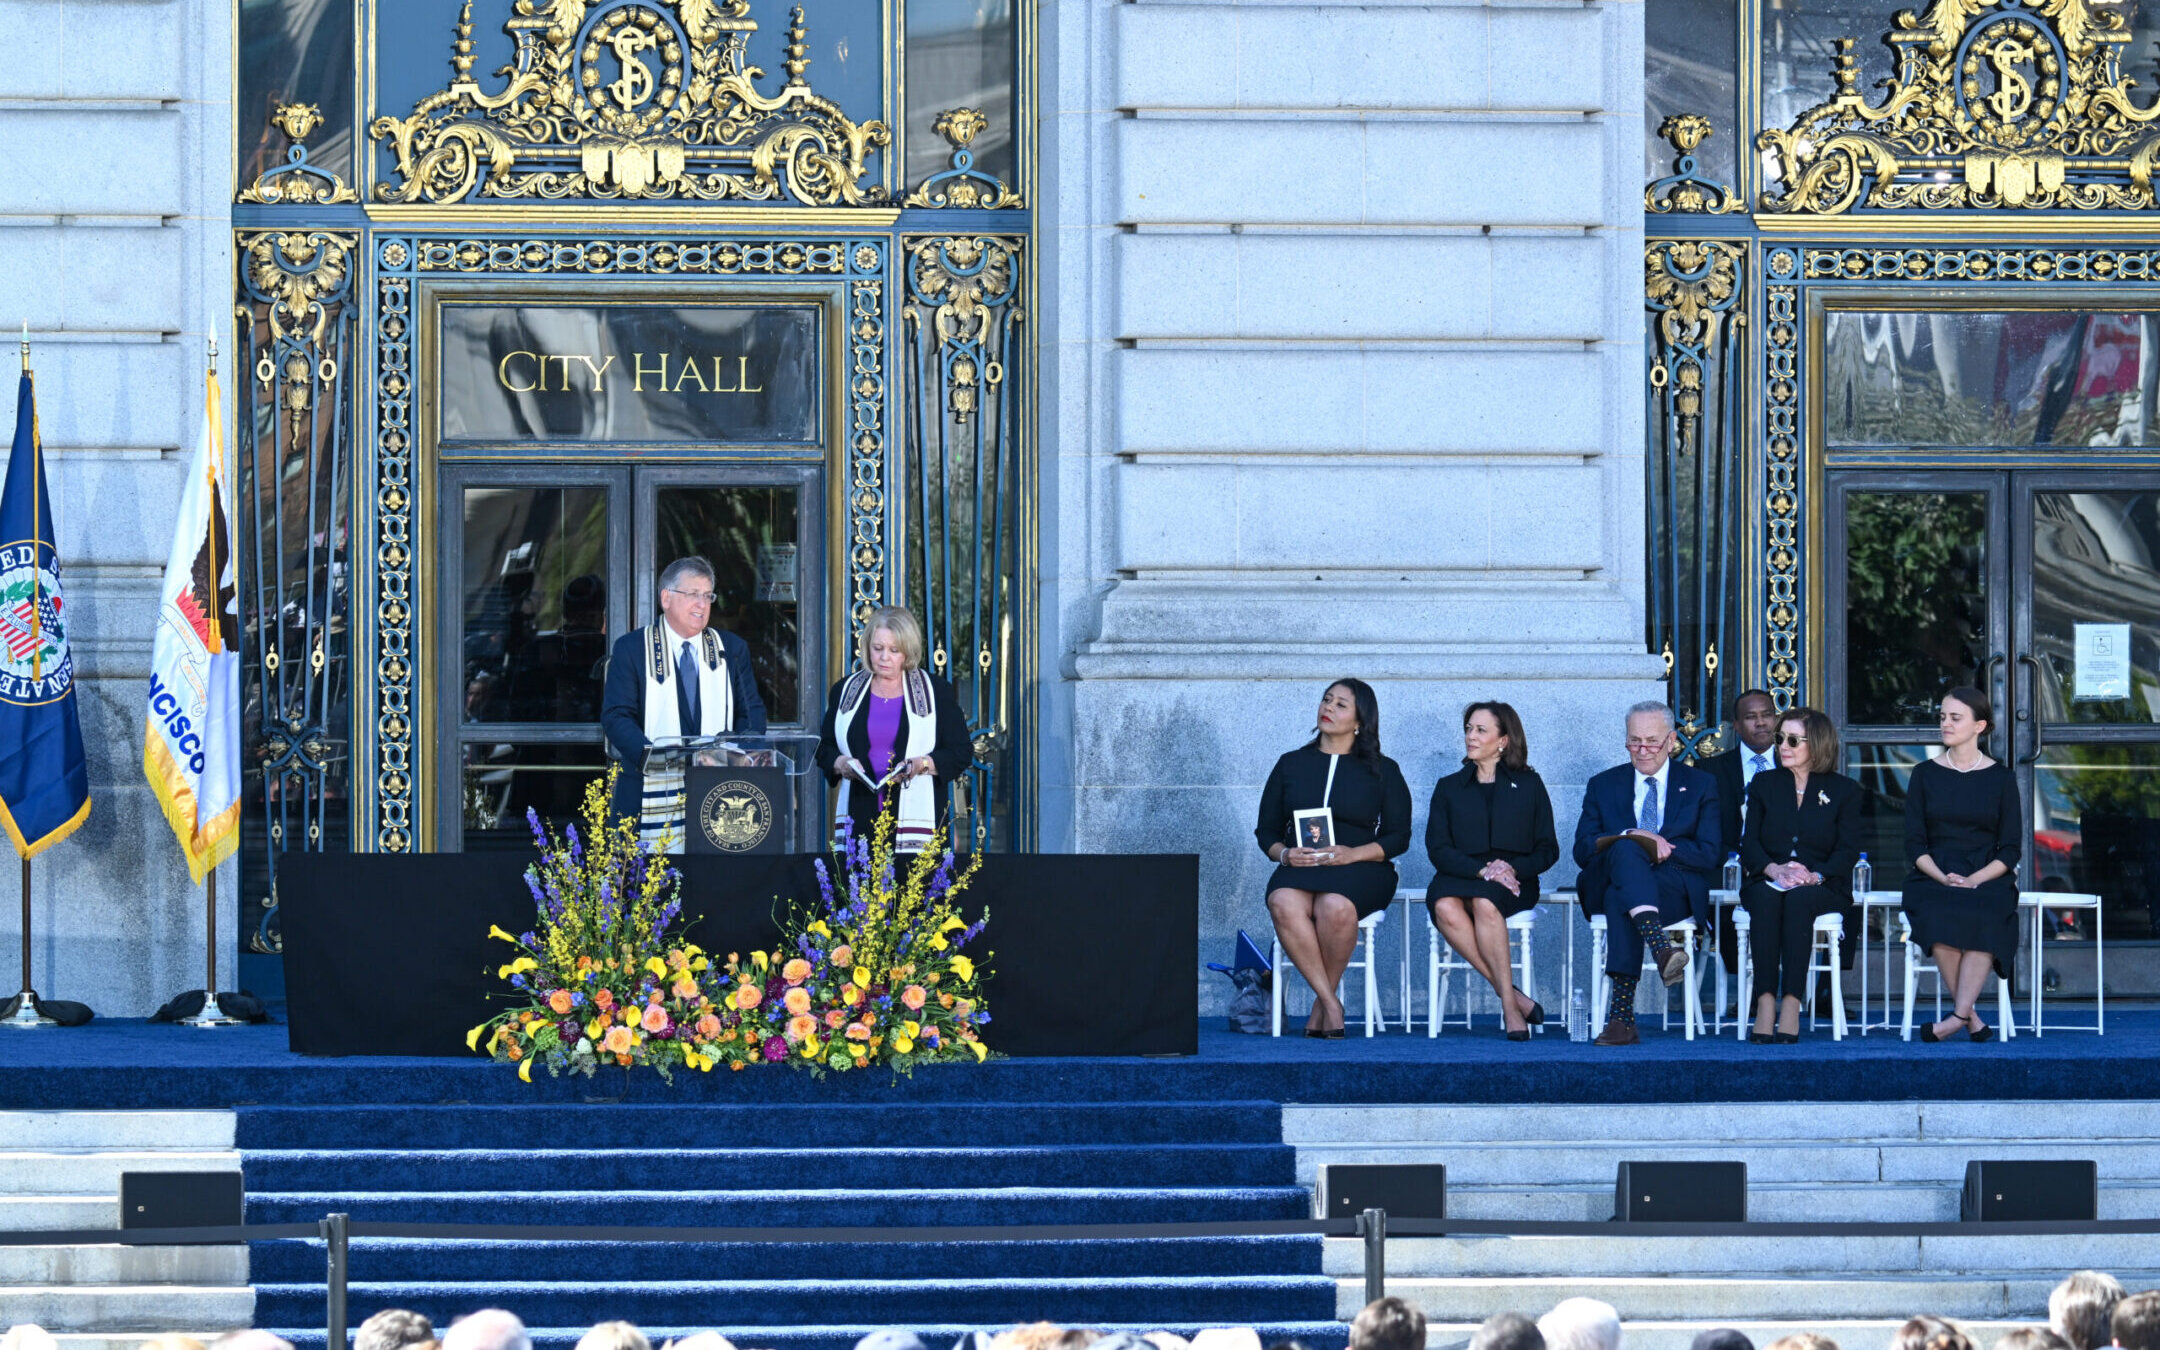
[600,554,767,848]
[1572,700,1722,1045]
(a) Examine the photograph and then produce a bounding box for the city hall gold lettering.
[494,351,768,395]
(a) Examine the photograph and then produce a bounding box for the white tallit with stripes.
[830,667,939,852]
[639,623,733,852]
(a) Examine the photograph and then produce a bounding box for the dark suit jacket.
[1571,760,1722,924]
[814,671,975,840]
[599,625,768,823]
[1740,768,1864,898]
[1425,764,1560,901]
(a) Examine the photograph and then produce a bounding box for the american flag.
[0,590,61,663]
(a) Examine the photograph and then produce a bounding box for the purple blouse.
[866,693,905,783]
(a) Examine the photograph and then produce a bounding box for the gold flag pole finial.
[207,334,216,377]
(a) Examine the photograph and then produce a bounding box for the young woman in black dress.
[1425,701,1559,1040]
[1902,685,2022,1043]
[1256,679,1414,1038]
[1739,705,1862,1044]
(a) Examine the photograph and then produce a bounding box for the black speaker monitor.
[1319,1163,1447,1219]
[1615,1161,1747,1221]
[120,1171,245,1240]
[1962,1160,2097,1221]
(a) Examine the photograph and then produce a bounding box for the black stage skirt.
[1425,873,1539,919]
[1266,860,1399,919]
[1904,877,2020,978]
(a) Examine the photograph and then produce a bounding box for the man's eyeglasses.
[1625,738,1667,750]
[1779,732,1808,747]
[668,588,718,605]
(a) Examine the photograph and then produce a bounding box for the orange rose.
[733,984,762,1010]
[787,1014,818,1041]
[696,1013,722,1038]
[830,944,854,967]
[603,1025,635,1054]
[939,992,954,1008]
[783,986,812,1016]
[548,989,574,1014]
[782,958,812,984]
[824,1009,846,1029]
[593,988,615,1011]
[901,985,927,1010]
[640,1004,669,1033]
[673,976,699,1000]
[845,1022,871,1041]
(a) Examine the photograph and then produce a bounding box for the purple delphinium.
[527,806,547,847]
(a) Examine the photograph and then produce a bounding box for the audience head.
[2114,1291,2160,1350]
[1143,1336,1191,1350]
[211,1335,293,1350]
[1893,1316,1974,1350]
[853,1334,926,1350]
[1732,689,1779,753]
[1939,685,1992,752]
[3,1329,59,1350]
[1463,701,1530,774]
[1999,1331,2073,1350]
[357,1312,436,1350]
[575,1325,648,1350]
[1691,1331,1754,1350]
[138,1339,207,1350]
[2053,1271,2129,1350]
[441,1311,531,1350]
[1625,701,1677,775]
[1470,1312,1545,1350]
[664,1337,735,1350]
[1313,679,1383,765]
[1776,706,1839,775]
[859,605,926,677]
[1189,1332,1262,1350]
[1348,1298,1427,1350]
[1762,1336,1837,1350]
[1539,1299,1622,1350]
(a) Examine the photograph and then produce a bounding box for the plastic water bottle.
[1569,986,1589,1042]
[1853,852,1872,896]
[1722,852,1742,893]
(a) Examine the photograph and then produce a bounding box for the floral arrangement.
[469,768,995,1079]
[468,769,728,1081]
[704,809,993,1075]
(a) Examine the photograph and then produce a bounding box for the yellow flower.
[968,1039,988,1063]
[892,1036,915,1054]
[852,966,871,989]
[466,1023,487,1051]
[801,1035,822,1058]
[939,916,968,934]
[497,956,538,979]
[518,1056,533,1082]
[902,1019,921,1038]
[585,1018,605,1041]
[809,920,831,938]
[488,925,520,944]
[929,934,949,951]
[646,957,669,978]
[950,955,975,982]
[752,950,770,971]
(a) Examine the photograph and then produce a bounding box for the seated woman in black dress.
[1256,678,1414,1038]
[1903,685,2022,1043]
[1426,701,1558,1041]
[1739,705,1862,1044]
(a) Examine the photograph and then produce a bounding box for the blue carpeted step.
[248,1235,1327,1282]
[246,1186,1312,1227]
[239,1143,1298,1191]
[235,1103,1285,1150]
[269,1323,1351,1350]
[253,1276,1342,1327]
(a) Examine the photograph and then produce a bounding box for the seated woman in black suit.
[1256,678,1414,1038]
[1903,685,2022,1044]
[1739,705,1862,1043]
[1426,701,1559,1041]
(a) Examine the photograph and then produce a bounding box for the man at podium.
[600,555,767,848]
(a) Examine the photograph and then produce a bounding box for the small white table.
[1855,890,1905,1036]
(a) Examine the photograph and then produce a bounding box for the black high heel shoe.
[1748,1030,1774,1045]
[1523,1000,1546,1027]
[1967,1014,1995,1043]
[1774,1032,1799,1044]
[1920,1021,1945,1043]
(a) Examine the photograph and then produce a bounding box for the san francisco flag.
[145,365,241,883]
[0,369,90,855]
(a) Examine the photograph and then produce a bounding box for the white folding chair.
[1394,888,1422,1031]
[1587,913,1701,1040]
[1271,909,1388,1037]
[1899,911,2017,1040]
[1804,912,1848,1040]
[1427,908,1538,1036]
[2026,891,2105,1036]
[1855,890,1904,1036]
[1707,888,1744,1032]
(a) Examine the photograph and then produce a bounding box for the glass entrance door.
[1827,471,2160,997]
[441,464,822,850]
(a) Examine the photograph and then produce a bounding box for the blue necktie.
[1638,777,1661,834]
[676,640,700,734]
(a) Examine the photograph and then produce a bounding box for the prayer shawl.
[639,624,734,851]
[830,667,939,852]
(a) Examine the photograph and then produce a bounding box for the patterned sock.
[1609,974,1639,1027]
[1632,910,1675,962]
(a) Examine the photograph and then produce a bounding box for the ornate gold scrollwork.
[902,107,1024,209]
[903,235,1021,422]
[240,103,362,205]
[1759,0,2160,212]
[1645,239,1743,456]
[369,0,890,204]
[1763,266,1801,703]
[1646,115,1743,214]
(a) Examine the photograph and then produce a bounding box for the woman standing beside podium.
[815,606,972,852]
[1256,678,1414,1038]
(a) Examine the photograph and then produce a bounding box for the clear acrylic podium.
[642,732,821,854]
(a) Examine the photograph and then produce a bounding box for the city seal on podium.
[697,778,774,853]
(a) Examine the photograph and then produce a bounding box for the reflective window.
[1760,0,1895,140]
[238,0,355,190]
[1648,0,1738,185]
[460,487,610,725]
[1824,311,2160,448]
[1842,490,1990,725]
[2032,746,2160,942]
[463,742,611,849]
[905,0,1015,189]
[2029,490,2160,724]
[1843,743,1937,879]
[656,486,801,722]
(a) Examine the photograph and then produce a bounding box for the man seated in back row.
[1573,700,1722,1045]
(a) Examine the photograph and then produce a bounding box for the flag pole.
[180,334,239,1029]
[5,324,54,1029]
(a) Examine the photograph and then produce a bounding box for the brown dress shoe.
[1594,1022,1641,1046]
[1658,945,1690,986]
